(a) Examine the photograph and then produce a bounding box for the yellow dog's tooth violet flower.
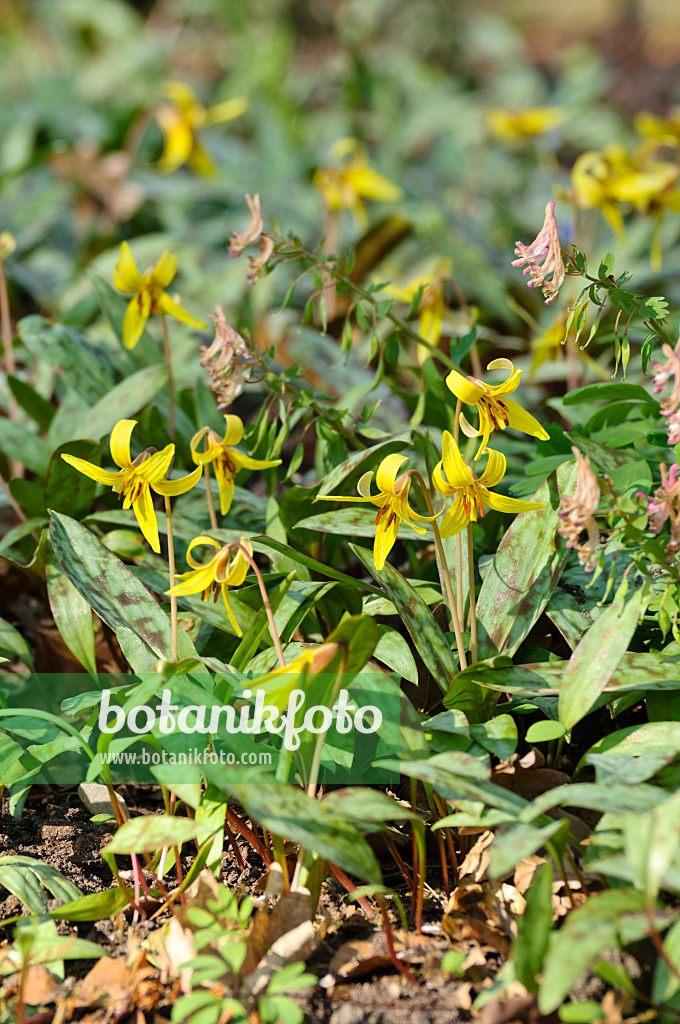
[316,453,438,571]
[166,536,252,636]
[386,258,452,365]
[156,80,248,176]
[61,419,202,553]
[113,241,205,350]
[433,433,546,538]
[190,415,282,517]
[313,138,402,227]
[487,106,565,145]
[446,357,549,461]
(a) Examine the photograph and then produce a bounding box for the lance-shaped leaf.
[351,543,457,688]
[476,461,578,659]
[45,540,96,674]
[49,512,198,672]
[559,577,651,731]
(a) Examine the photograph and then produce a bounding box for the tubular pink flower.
[511,200,565,306]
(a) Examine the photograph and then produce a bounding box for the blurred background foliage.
[2,0,680,473]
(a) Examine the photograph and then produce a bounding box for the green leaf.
[623,788,680,904]
[559,579,650,731]
[476,462,578,659]
[539,889,653,1013]
[0,855,83,915]
[0,614,33,669]
[209,781,382,883]
[7,376,55,430]
[253,535,382,597]
[67,365,168,444]
[0,420,49,475]
[103,813,208,855]
[49,512,198,671]
[351,544,457,690]
[297,506,383,537]
[526,720,566,743]
[45,540,96,674]
[47,886,129,922]
[45,440,105,519]
[512,861,553,994]
[489,819,567,878]
[374,626,418,683]
[562,382,658,407]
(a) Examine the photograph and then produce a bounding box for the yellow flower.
[190,414,282,516]
[113,241,206,350]
[166,536,252,636]
[386,258,452,364]
[155,81,248,176]
[634,109,680,143]
[61,419,202,553]
[245,644,342,713]
[571,141,680,265]
[313,138,402,227]
[446,357,549,460]
[433,433,546,538]
[316,453,438,571]
[0,232,16,260]
[487,106,565,144]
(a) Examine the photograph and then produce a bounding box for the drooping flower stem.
[160,313,176,441]
[411,472,467,671]
[164,496,179,663]
[0,254,21,479]
[453,398,464,624]
[204,464,218,529]
[229,542,286,668]
[467,522,478,664]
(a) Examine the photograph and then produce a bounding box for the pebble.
[78,783,129,819]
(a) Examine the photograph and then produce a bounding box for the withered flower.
[228,193,273,282]
[200,305,255,412]
[557,447,601,571]
[640,463,680,562]
[50,141,144,231]
[511,200,565,306]
[651,336,680,446]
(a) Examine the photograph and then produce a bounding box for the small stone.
[78,783,129,819]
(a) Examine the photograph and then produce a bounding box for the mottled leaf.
[45,540,96,674]
[476,461,578,658]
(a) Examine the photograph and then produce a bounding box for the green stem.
[164,496,178,663]
[229,542,286,668]
[271,234,457,369]
[411,471,467,671]
[160,313,175,441]
[204,464,218,530]
[0,257,20,481]
[453,399,464,624]
[467,522,477,663]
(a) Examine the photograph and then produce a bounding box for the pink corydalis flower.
[638,462,680,563]
[511,200,565,306]
[651,337,680,446]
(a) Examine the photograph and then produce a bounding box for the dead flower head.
[651,335,680,446]
[200,305,255,412]
[228,193,273,282]
[640,462,680,563]
[557,446,601,571]
[511,200,565,306]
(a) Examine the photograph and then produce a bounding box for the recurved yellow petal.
[223,415,244,447]
[503,399,550,441]
[376,453,409,494]
[157,108,195,174]
[205,96,248,125]
[485,491,546,515]
[153,464,202,496]
[439,498,469,538]
[109,419,136,468]
[123,292,151,350]
[445,369,484,405]
[374,508,401,570]
[114,242,144,293]
[60,454,122,487]
[478,448,506,489]
[153,251,178,288]
[132,486,160,553]
[157,291,206,330]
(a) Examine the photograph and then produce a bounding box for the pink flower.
[511,200,565,306]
